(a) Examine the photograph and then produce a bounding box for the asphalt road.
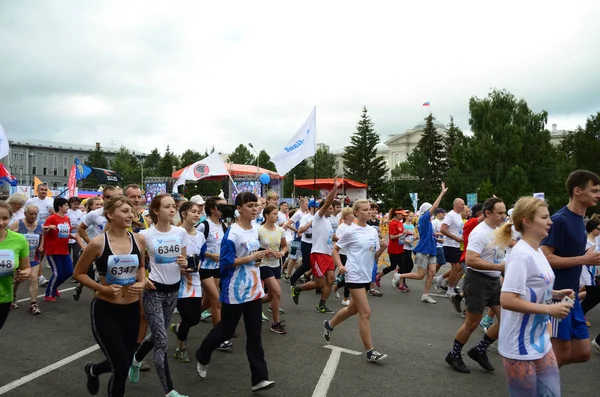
[1,267,599,396]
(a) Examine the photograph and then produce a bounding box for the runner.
[441,198,466,298]
[324,199,388,362]
[10,204,44,314]
[445,197,507,373]
[170,201,205,363]
[541,169,600,366]
[497,196,574,396]
[195,192,275,393]
[73,196,146,397]
[43,197,75,302]
[393,211,418,292]
[129,194,190,397]
[25,183,54,286]
[376,208,406,286]
[396,183,448,303]
[332,207,356,306]
[290,199,316,286]
[258,205,287,334]
[284,198,309,284]
[431,208,447,282]
[292,178,341,314]
[67,197,84,274]
[581,219,600,319]
[0,201,31,330]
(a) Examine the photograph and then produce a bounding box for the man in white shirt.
[292,179,341,314]
[286,198,311,286]
[446,197,507,374]
[440,198,466,297]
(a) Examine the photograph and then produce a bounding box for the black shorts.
[199,268,220,280]
[346,282,370,290]
[443,246,462,264]
[260,266,281,280]
[463,269,501,315]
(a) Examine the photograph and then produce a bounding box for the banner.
[271,107,317,176]
[533,192,545,200]
[466,193,478,208]
[12,185,31,197]
[67,164,77,198]
[90,167,123,184]
[409,192,418,213]
[172,152,230,193]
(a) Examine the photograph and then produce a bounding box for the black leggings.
[582,285,600,314]
[175,297,202,342]
[0,302,10,331]
[90,298,140,397]
[400,250,414,274]
[382,253,403,275]
[196,299,269,386]
[290,242,312,285]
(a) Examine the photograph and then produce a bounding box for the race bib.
[57,223,70,239]
[106,254,139,286]
[0,249,16,276]
[154,236,181,264]
[25,233,40,260]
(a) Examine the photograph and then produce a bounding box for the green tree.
[157,145,180,177]
[314,145,336,178]
[257,150,275,171]
[560,112,600,172]
[180,149,204,168]
[110,146,140,185]
[283,160,312,199]
[227,144,255,165]
[342,106,388,200]
[85,144,109,169]
[143,148,162,177]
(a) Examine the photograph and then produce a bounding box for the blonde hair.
[495,196,547,248]
[266,191,279,202]
[7,193,27,206]
[352,199,370,214]
[340,207,354,220]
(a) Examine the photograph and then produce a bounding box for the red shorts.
[310,253,335,278]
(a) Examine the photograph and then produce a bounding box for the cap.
[435,208,446,214]
[471,203,483,216]
[171,192,181,201]
[395,209,408,215]
[419,202,432,214]
[190,195,205,205]
[308,199,318,208]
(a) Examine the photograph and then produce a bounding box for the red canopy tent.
[293,178,367,189]
[172,163,282,179]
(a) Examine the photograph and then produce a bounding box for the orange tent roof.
[172,163,282,179]
[294,178,367,189]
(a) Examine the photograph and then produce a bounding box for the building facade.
[1,139,147,190]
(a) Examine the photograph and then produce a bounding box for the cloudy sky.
[1,0,599,158]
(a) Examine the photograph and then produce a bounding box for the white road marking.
[0,344,100,395]
[16,286,76,303]
[311,345,361,397]
[429,293,447,297]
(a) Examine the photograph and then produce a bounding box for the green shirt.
[0,230,30,303]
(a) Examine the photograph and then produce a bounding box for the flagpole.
[313,107,317,200]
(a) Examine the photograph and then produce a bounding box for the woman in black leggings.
[171,201,205,363]
[73,197,146,397]
[375,208,407,287]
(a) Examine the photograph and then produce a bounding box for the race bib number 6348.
[0,249,16,276]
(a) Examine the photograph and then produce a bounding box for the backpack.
[201,219,227,240]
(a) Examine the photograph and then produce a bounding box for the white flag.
[173,152,229,192]
[271,107,317,176]
[0,124,9,159]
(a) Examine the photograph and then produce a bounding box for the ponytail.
[495,222,514,249]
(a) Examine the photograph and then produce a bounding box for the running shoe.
[10,301,18,310]
[460,310,466,318]
[84,361,100,395]
[283,276,290,283]
[397,284,408,292]
[268,306,285,314]
[73,285,82,301]
[217,340,233,351]
[270,322,287,335]
[445,353,470,373]
[29,303,41,315]
[467,347,495,371]
[369,289,383,297]
[420,294,436,304]
[261,311,269,322]
[592,338,600,352]
[323,320,333,343]
[334,289,340,299]
[403,283,410,292]
[291,286,301,305]
[200,310,211,321]
[252,380,275,392]
[450,294,463,314]
[366,350,388,362]
[392,273,400,288]
[71,277,78,283]
[316,304,335,314]
[166,391,189,397]
[44,296,57,303]
[196,362,208,378]
[174,348,190,363]
[55,290,61,298]
[341,299,350,307]
[433,277,443,292]
[128,361,141,383]
[445,289,456,298]
[38,276,49,287]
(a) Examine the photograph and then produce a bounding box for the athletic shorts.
[199,268,220,280]
[30,261,39,268]
[463,269,501,314]
[346,282,370,290]
[260,266,282,280]
[435,247,446,266]
[443,246,462,264]
[415,252,436,269]
[550,298,589,341]
[289,240,301,260]
[310,253,335,278]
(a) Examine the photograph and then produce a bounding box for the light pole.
[133,152,144,187]
[247,143,259,174]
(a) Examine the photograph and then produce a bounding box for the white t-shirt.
[432,219,444,248]
[277,212,287,227]
[9,208,25,227]
[26,197,54,225]
[258,225,285,268]
[335,222,351,255]
[178,231,205,299]
[580,239,597,286]
[82,208,108,239]
[300,213,314,244]
[498,240,555,360]
[197,220,224,270]
[442,210,463,249]
[466,221,505,277]
[141,225,190,285]
[329,215,339,233]
[290,210,307,240]
[67,209,83,244]
[311,212,334,255]
[336,224,379,283]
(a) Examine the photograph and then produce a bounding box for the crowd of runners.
[1,169,600,396]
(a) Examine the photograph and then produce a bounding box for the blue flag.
[75,157,92,181]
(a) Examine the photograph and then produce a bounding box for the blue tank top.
[18,220,43,262]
